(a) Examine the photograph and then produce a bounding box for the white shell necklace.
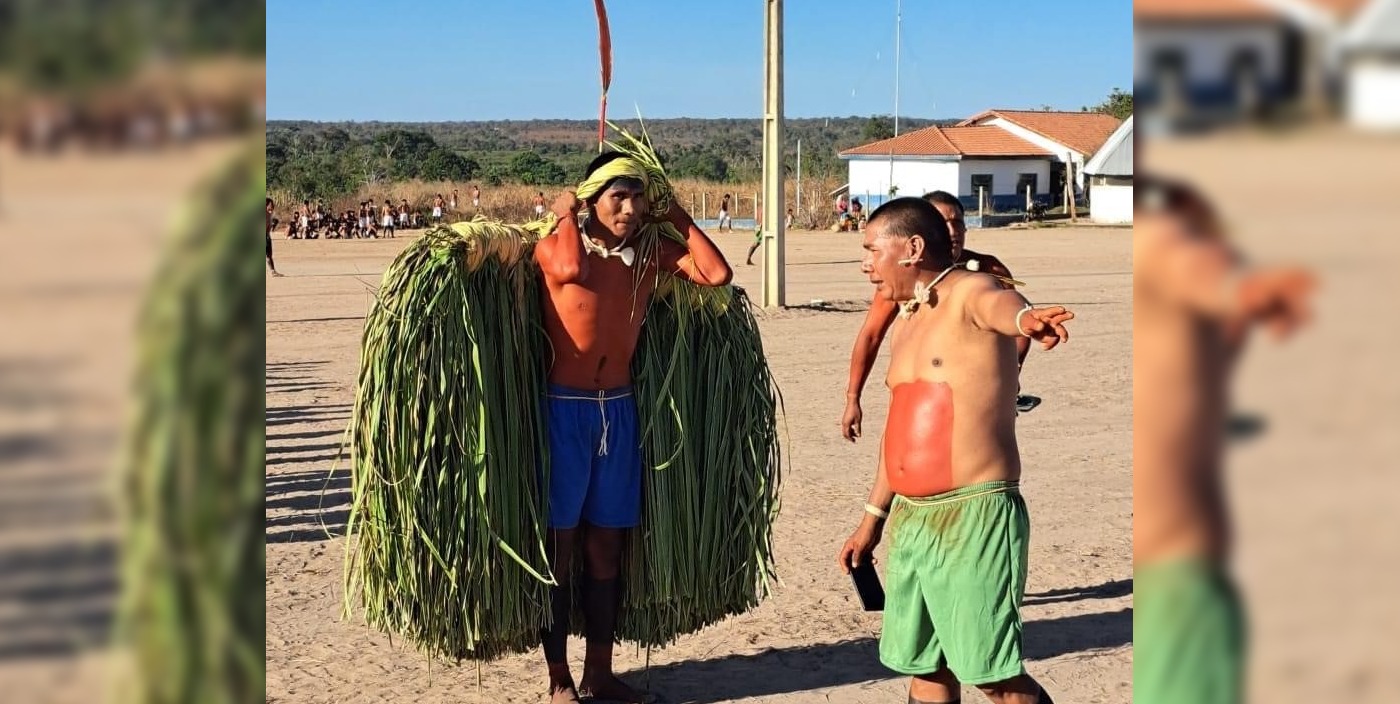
[897,264,958,319]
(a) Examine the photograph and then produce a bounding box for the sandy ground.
[1147,128,1400,703]
[0,140,247,702]
[265,220,1133,703]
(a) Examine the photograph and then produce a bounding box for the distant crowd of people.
[5,75,264,154]
[276,198,418,240]
[273,185,500,239]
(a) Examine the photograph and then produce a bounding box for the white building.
[1083,116,1135,225]
[1342,0,1400,129]
[956,109,1123,181]
[1135,0,1305,118]
[838,110,1122,214]
[1134,0,1377,123]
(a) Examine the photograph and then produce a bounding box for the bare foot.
[547,677,581,704]
[580,672,653,703]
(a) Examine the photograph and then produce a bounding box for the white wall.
[958,159,1051,196]
[1135,24,1286,88]
[847,158,959,201]
[1091,182,1133,224]
[1347,58,1400,130]
[982,117,1081,162]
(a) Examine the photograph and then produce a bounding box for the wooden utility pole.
[762,0,786,307]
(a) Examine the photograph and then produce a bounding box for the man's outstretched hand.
[1018,306,1075,350]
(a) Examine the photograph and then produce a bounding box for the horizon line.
[266,114,959,124]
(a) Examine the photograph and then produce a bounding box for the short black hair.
[866,197,953,267]
[922,190,965,218]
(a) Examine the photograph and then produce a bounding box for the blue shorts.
[545,384,642,530]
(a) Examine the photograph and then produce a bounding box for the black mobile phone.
[1016,394,1042,414]
[850,559,885,612]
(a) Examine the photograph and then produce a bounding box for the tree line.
[0,0,264,92]
[267,89,1131,200]
[266,115,950,200]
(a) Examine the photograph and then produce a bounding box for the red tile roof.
[1135,0,1372,22]
[957,110,1124,157]
[1135,0,1281,21]
[1306,0,1374,19]
[839,125,1052,158]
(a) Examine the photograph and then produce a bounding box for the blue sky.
[268,0,1131,122]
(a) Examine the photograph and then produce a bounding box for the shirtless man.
[837,197,1070,704]
[535,151,732,704]
[842,191,1031,442]
[534,191,547,218]
[380,199,396,238]
[432,194,445,223]
[451,189,459,214]
[471,184,481,209]
[1133,175,1312,704]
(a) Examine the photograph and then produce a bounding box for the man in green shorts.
[1133,174,1311,704]
[746,204,763,265]
[838,197,1073,703]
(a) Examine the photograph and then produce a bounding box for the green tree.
[509,150,567,186]
[482,164,512,187]
[320,127,352,154]
[421,149,479,182]
[275,153,353,200]
[671,150,729,182]
[1084,88,1133,121]
[861,115,895,142]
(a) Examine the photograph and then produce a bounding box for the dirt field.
[0,139,247,702]
[1147,128,1400,703]
[265,221,1133,703]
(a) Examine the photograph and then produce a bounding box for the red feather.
[593,0,612,151]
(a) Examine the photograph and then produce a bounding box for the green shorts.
[1134,559,1245,704]
[879,480,1030,684]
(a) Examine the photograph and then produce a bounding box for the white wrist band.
[1015,303,1035,338]
[864,503,889,520]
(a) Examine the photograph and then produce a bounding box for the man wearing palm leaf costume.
[534,151,733,704]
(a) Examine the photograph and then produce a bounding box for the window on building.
[1153,49,1188,112]
[970,174,993,197]
[1016,173,1038,197]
